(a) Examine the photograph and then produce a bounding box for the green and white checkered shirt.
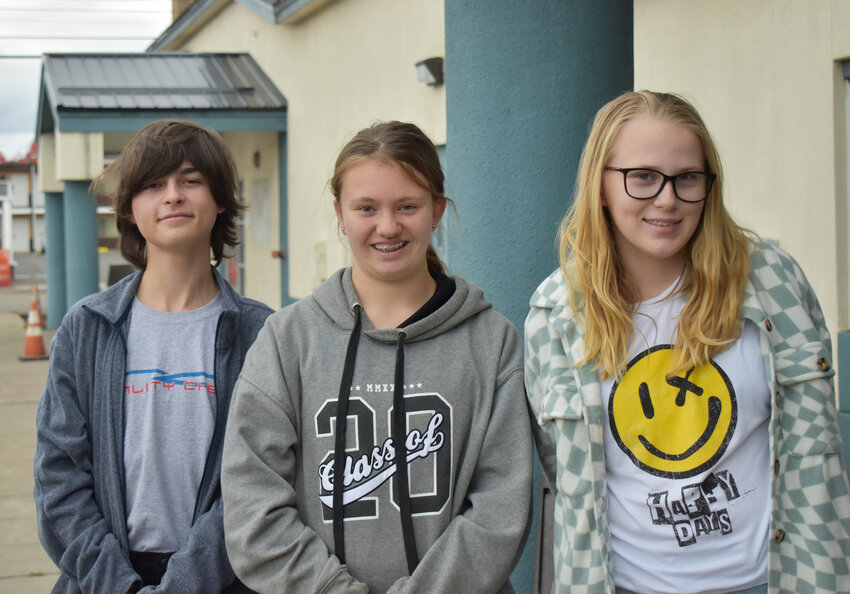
[525,242,850,593]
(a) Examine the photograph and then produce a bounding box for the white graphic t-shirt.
[123,293,222,552]
[600,279,770,594]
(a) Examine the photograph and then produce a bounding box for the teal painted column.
[444,2,633,591]
[62,181,99,311]
[278,131,293,307]
[838,332,850,469]
[44,191,67,329]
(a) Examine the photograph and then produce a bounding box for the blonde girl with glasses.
[525,90,850,593]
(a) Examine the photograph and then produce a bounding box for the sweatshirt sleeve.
[523,304,562,491]
[149,497,236,592]
[759,247,850,590]
[222,322,369,594]
[33,319,142,594]
[387,325,533,594]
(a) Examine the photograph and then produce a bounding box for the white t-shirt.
[123,293,222,552]
[600,279,770,594]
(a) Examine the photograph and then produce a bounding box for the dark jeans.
[128,551,256,592]
[129,551,173,587]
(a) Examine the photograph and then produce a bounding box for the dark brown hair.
[91,119,243,269]
[330,121,452,276]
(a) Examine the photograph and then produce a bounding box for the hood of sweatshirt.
[309,267,493,343]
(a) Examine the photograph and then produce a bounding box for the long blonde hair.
[559,90,753,378]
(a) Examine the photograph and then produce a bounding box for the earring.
[340,224,346,235]
[431,224,436,231]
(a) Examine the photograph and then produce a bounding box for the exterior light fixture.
[415,57,444,86]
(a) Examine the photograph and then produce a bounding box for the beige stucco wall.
[635,0,850,341]
[54,132,104,183]
[172,0,446,303]
[37,133,63,193]
[222,131,282,305]
[104,132,137,155]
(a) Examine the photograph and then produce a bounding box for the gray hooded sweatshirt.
[222,268,532,593]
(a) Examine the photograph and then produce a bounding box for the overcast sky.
[0,0,173,159]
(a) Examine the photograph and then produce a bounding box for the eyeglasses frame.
[604,166,716,204]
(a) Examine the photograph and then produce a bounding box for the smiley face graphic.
[609,345,737,478]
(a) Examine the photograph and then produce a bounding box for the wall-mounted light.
[415,57,444,86]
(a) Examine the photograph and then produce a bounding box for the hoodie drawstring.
[392,330,419,573]
[332,304,361,564]
[331,308,419,574]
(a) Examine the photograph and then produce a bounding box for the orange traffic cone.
[20,297,48,361]
[32,285,46,328]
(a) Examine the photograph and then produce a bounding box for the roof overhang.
[149,0,336,51]
[149,0,229,51]
[36,53,287,137]
[42,109,286,134]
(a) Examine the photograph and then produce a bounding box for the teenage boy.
[34,120,272,593]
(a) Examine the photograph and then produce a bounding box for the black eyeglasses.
[605,167,715,203]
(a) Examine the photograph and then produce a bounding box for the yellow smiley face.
[609,345,737,478]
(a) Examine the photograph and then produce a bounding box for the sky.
[0,0,174,160]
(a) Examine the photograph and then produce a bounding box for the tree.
[19,140,37,164]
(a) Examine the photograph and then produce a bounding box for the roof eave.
[35,59,58,136]
[273,0,338,23]
[230,0,324,24]
[147,0,340,52]
[51,108,287,133]
[148,0,230,51]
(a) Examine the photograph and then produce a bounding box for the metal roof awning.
[37,53,287,135]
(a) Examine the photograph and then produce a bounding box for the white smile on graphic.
[373,241,408,253]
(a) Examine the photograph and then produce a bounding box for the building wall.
[222,130,282,305]
[1,167,46,251]
[172,0,445,303]
[3,169,35,208]
[12,217,32,251]
[635,0,850,342]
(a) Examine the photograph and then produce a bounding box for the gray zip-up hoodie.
[222,267,532,593]
[33,268,272,593]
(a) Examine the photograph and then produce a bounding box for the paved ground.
[0,279,58,592]
[0,252,134,592]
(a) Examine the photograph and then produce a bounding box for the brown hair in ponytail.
[330,121,453,276]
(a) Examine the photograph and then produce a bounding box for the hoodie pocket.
[538,383,593,497]
[774,342,841,456]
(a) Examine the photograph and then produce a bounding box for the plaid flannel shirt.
[525,242,850,593]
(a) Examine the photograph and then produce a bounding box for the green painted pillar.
[62,181,99,311]
[838,332,850,469]
[278,131,293,307]
[44,191,67,329]
[444,2,633,591]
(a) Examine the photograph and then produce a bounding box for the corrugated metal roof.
[42,53,286,113]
